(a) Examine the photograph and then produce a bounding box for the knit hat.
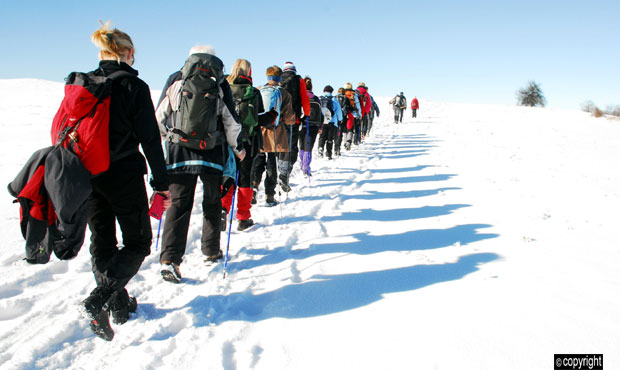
[283,61,296,73]
[358,82,366,88]
[344,82,353,90]
[323,85,334,93]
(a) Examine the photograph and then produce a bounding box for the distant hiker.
[317,85,343,160]
[276,61,310,192]
[299,76,323,177]
[356,82,372,142]
[411,96,419,118]
[79,21,171,341]
[251,65,294,206]
[220,59,278,231]
[367,89,380,136]
[342,83,362,150]
[155,45,245,284]
[334,87,348,156]
[389,92,407,123]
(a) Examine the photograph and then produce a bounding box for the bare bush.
[517,81,546,107]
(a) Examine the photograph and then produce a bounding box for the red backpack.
[50,70,131,175]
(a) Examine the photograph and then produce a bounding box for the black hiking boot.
[109,289,138,325]
[265,194,278,207]
[318,148,324,157]
[79,286,113,321]
[160,262,182,284]
[220,208,227,232]
[89,308,114,341]
[278,174,291,193]
[237,219,255,231]
[251,189,257,205]
[205,249,224,264]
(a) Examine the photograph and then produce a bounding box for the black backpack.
[320,95,335,117]
[308,95,323,126]
[170,53,225,150]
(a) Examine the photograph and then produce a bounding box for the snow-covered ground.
[0,79,618,370]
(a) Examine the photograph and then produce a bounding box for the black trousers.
[353,118,362,144]
[412,109,417,118]
[88,170,152,290]
[160,173,222,265]
[335,121,345,151]
[277,123,299,166]
[298,124,320,152]
[318,123,338,157]
[251,152,278,196]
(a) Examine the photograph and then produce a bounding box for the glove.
[260,108,278,129]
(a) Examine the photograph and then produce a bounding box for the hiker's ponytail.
[227,59,252,85]
[91,20,134,63]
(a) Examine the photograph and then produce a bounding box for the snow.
[0,79,618,370]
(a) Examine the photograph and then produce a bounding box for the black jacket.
[93,61,169,190]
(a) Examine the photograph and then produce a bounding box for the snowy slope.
[0,79,618,370]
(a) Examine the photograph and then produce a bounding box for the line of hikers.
[32,22,381,341]
[389,92,420,123]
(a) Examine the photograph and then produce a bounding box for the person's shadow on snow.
[184,252,499,325]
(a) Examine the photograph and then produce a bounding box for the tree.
[516,81,546,107]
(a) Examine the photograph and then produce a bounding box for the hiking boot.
[334,148,340,157]
[205,250,224,264]
[265,194,278,206]
[220,208,227,232]
[251,189,257,205]
[160,262,182,284]
[79,286,113,321]
[237,219,255,231]
[344,143,351,151]
[279,174,291,193]
[318,148,324,157]
[109,289,138,325]
[89,308,114,341]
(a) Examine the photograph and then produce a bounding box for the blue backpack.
[259,85,282,127]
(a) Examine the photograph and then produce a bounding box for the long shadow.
[273,203,468,225]
[356,174,456,185]
[184,252,499,325]
[232,224,498,271]
[292,187,461,203]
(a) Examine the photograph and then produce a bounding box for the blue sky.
[1,0,618,109]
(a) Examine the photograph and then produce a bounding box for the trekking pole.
[155,218,162,251]
[306,116,310,184]
[223,170,239,279]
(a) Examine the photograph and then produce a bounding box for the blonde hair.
[91,20,134,63]
[227,59,251,84]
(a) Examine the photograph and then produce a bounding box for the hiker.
[334,87,348,156]
[367,90,380,136]
[411,96,419,118]
[79,21,171,341]
[389,92,407,123]
[251,65,295,206]
[155,45,245,284]
[356,82,372,142]
[298,76,323,177]
[342,83,361,151]
[317,85,343,160]
[276,62,310,192]
[221,59,278,230]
